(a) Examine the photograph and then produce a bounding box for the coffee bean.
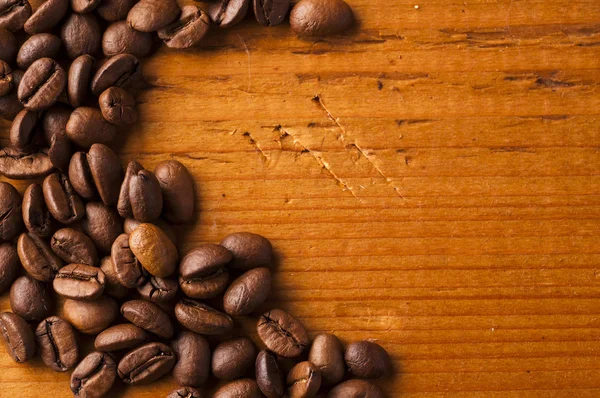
[35,316,78,371]
[0,68,23,119]
[171,330,211,387]
[154,160,194,224]
[167,387,203,398]
[257,309,309,358]
[129,223,178,277]
[213,337,257,380]
[43,105,73,171]
[256,349,285,398]
[99,86,138,126]
[103,21,153,58]
[224,267,271,316]
[123,216,177,244]
[10,109,42,152]
[0,243,19,294]
[63,296,118,334]
[213,378,263,398]
[111,233,145,288]
[179,244,231,299]
[100,256,129,299]
[96,0,136,21]
[290,0,353,36]
[253,0,290,27]
[42,172,85,224]
[81,201,123,253]
[137,275,178,302]
[94,323,148,351]
[117,161,141,218]
[344,341,391,379]
[127,0,179,33]
[175,298,233,335]
[220,232,272,270]
[87,143,124,206]
[0,0,32,32]
[51,228,98,266]
[24,0,68,34]
[71,351,117,398]
[66,107,117,148]
[90,53,140,96]
[0,312,36,363]
[67,54,95,108]
[17,232,63,282]
[18,58,66,111]
[0,182,23,241]
[68,151,95,201]
[208,0,250,28]
[0,147,54,179]
[117,342,175,384]
[158,5,210,49]
[10,275,52,321]
[0,59,12,96]
[53,263,106,300]
[71,0,101,14]
[0,28,17,62]
[125,166,164,225]
[121,299,174,339]
[60,12,101,59]
[308,333,344,386]
[16,33,61,69]
[287,361,321,398]
[328,379,385,398]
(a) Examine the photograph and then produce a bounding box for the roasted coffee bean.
[213,378,263,398]
[208,0,250,28]
[60,12,102,59]
[290,0,353,36]
[42,104,71,143]
[121,299,174,339]
[308,333,344,386]
[35,316,78,371]
[171,330,211,387]
[254,0,289,26]
[10,275,52,321]
[212,337,256,380]
[0,182,23,241]
[91,53,140,96]
[19,58,65,111]
[0,28,17,62]
[24,0,68,34]
[102,21,153,58]
[69,151,96,200]
[167,387,203,398]
[87,143,124,206]
[127,169,163,222]
[257,309,309,358]
[287,361,321,398]
[63,296,118,334]
[66,107,117,148]
[224,267,271,316]
[175,298,233,336]
[127,0,179,32]
[158,5,210,49]
[94,323,148,351]
[221,232,272,270]
[117,161,142,218]
[0,147,54,179]
[53,263,106,300]
[154,160,194,223]
[22,184,53,237]
[67,55,95,107]
[123,216,177,243]
[99,86,138,126]
[81,202,123,253]
[100,256,129,299]
[179,244,231,299]
[0,312,36,363]
[111,233,145,288]
[17,232,62,282]
[117,342,175,384]
[96,0,136,21]
[0,59,12,96]
[43,172,85,224]
[0,0,32,32]
[0,68,23,119]
[72,0,101,14]
[51,228,98,266]
[345,341,391,379]
[10,109,42,152]
[16,33,61,69]
[129,223,178,277]
[328,379,385,398]
[71,351,117,398]
[137,276,178,302]
[0,243,19,294]
[256,350,285,398]
[47,131,71,171]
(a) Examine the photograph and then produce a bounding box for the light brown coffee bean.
[94,323,148,351]
[53,263,106,301]
[287,361,321,398]
[63,296,118,334]
[129,223,178,277]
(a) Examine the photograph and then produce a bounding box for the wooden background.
[2,0,600,396]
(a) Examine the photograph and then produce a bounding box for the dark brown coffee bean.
[43,172,85,224]
[35,316,78,371]
[137,275,178,302]
[158,5,210,49]
[96,0,136,21]
[117,342,175,384]
[0,147,54,179]
[287,361,321,398]
[179,244,231,299]
[90,53,140,96]
[111,233,145,288]
[0,182,23,241]
[0,68,23,119]
[175,298,233,336]
[42,104,71,143]
[60,12,101,59]
[154,160,194,224]
[99,86,138,126]
[10,109,42,152]
[94,323,148,351]
[309,333,344,386]
[257,309,309,358]
[87,143,124,206]
[128,169,163,222]
[53,263,106,300]
[0,312,36,363]
[71,351,117,398]
[69,151,96,200]
[221,232,272,270]
[81,201,123,253]
[0,59,12,96]
[167,387,203,398]
[290,0,353,36]
[127,0,179,32]
[65,107,117,148]
[224,267,271,316]
[214,379,263,398]
[123,216,177,243]
[18,58,66,111]
[44,107,73,170]
[328,379,385,398]
[64,296,118,334]
[0,0,32,32]
[345,341,391,379]
[100,256,129,299]
[51,228,98,266]
[103,21,153,58]
[67,54,95,108]
[208,0,250,28]
[0,243,19,294]
[121,299,174,339]
[16,33,61,69]
[171,330,211,387]
[71,0,101,13]
[10,275,52,321]
[117,161,142,218]
[17,232,62,282]
[22,183,53,238]
[24,0,68,34]
[0,28,17,62]
[256,350,285,398]
[213,337,256,380]
[129,223,178,277]
[254,0,289,26]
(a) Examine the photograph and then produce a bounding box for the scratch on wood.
[242,132,270,162]
[312,95,347,141]
[236,34,252,92]
[535,78,575,89]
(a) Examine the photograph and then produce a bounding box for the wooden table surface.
[2,0,600,396]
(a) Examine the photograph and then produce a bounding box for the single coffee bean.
[171,330,211,387]
[118,161,142,218]
[10,275,52,321]
[90,53,140,96]
[0,243,19,294]
[71,0,101,14]
[212,337,257,380]
[117,342,176,384]
[99,86,138,126]
[175,298,233,336]
[167,387,203,398]
[81,202,123,253]
[0,182,23,241]
[24,0,68,34]
[129,223,178,277]
[42,104,71,144]
[0,312,36,363]
[328,379,385,398]
[154,159,194,223]
[0,0,32,32]
[100,256,129,299]
[224,267,271,316]
[287,361,321,398]
[42,172,85,224]
[137,275,178,302]
[0,28,17,62]
[16,33,61,69]
[158,5,210,49]
[221,232,273,270]
[71,351,117,398]
[66,107,117,148]
[18,58,66,111]
[68,151,96,200]
[35,316,78,371]
[127,0,179,32]
[87,143,124,206]
[102,21,153,58]
[254,0,289,27]
[17,232,62,282]
[94,323,148,351]
[0,147,54,179]
[96,0,136,21]
[0,59,12,96]
[308,333,344,386]
[257,309,309,358]
[121,299,174,339]
[345,341,391,379]
[53,263,106,300]
[179,244,231,299]
[256,349,285,398]
[48,130,72,171]
[208,0,250,28]
[60,12,102,59]
[290,0,353,36]
[67,55,95,107]
[123,216,177,244]
[213,378,263,398]
[0,68,23,119]
[63,296,118,334]
[10,109,42,152]
[51,228,98,266]
[128,169,163,222]
[111,233,145,288]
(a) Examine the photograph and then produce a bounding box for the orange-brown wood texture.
[2,0,600,396]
